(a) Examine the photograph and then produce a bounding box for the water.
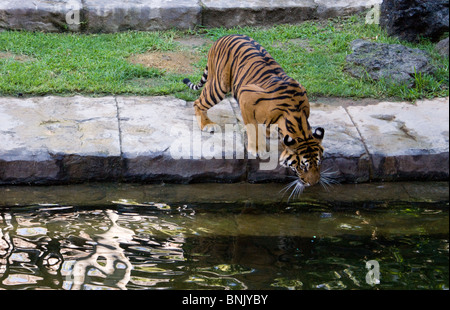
[0,194,448,290]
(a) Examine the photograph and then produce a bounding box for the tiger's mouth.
[292,165,321,187]
[281,161,318,186]
[279,149,322,187]
[296,174,314,187]
[296,174,311,187]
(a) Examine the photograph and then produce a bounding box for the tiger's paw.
[268,128,279,139]
[251,150,271,159]
[202,123,221,133]
[247,144,260,159]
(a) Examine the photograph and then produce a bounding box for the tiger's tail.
[183,66,208,90]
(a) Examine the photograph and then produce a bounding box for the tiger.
[183,34,325,187]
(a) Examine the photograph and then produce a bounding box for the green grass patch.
[0,15,448,101]
[0,31,186,96]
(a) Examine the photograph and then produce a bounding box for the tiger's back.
[204,35,304,104]
[210,35,287,94]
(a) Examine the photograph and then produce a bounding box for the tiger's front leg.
[194,102,221,133]
[238,85,270,158]
[245,122,275,158]
[193,80,225,133]
[245,121,259,158]
[240,111,270,158]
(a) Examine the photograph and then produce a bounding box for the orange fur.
[183,34,325,186]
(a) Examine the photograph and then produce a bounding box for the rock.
[0,0,392,33]
[345,39,434,85]
[0,96,121,184]
[0,0,201,33]
[0,0,82,32]
[308,103,371,183]
[346,97,449,181]
[315,0,382,19]
[249,103,371,183]
[83,0,201,33]
[201,0,317,28]
[199,0,382,28]
[116,96,247,183]
[0,95,448,184]
[436,37,449,58]
[380,0,449,42]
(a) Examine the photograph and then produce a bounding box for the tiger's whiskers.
[319,168,340,191]
[280,177,305,202]
[281,169,340,202]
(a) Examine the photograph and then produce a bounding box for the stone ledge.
[83,0,201,33]
[0,0,83,32]
[0,95,448,185]
[0,0,382,33]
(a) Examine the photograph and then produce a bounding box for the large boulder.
[345,39,434,85]
[380,0,449,42]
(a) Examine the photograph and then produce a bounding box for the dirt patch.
[0,51,34,62]
[128,51,201,74]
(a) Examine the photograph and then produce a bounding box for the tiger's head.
[279,126,325,186]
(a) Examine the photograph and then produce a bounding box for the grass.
[0,14,448,101]
[0,31,179,96]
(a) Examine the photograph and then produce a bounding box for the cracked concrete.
[0,95,448,184]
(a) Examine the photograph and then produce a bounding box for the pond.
[0,182,448,290]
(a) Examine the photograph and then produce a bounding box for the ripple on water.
[0,204,448,290]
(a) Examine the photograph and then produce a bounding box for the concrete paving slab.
[346,98,449,156]
[0,96,121,184]
[309,103,370,182]
[248,102,371,182]
[346,97,449,180]
[0,96,120,159]
[0,95,448,184]
[117,96,247,182]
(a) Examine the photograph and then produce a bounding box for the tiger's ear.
[283,135,296,146]
[313,127,325,140]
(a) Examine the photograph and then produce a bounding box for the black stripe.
[254,95,292,105]
[285,119,296,134]
[271,108,288,113]
[270,114,283,124]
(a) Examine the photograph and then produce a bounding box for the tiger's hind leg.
[193,80,225,133]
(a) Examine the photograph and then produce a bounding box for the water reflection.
[0,212,64,289]
[0,204,448,290]
[63,210,133,290]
